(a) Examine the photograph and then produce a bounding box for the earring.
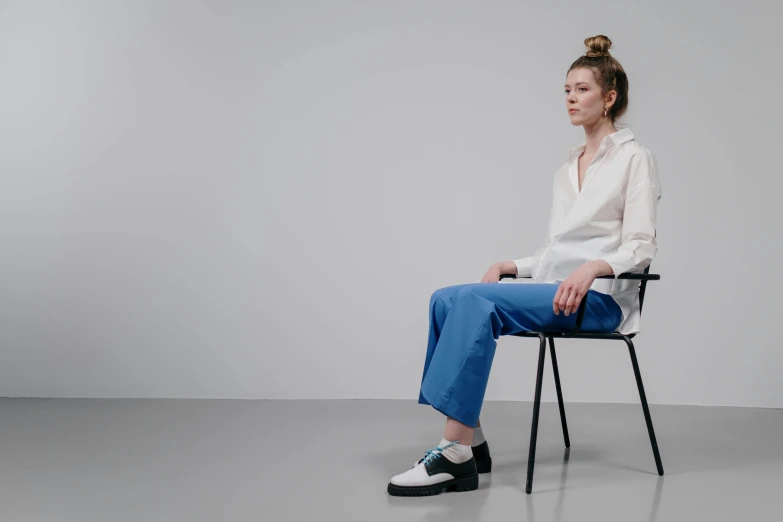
[604,108,608,117]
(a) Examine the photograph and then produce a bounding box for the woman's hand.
[553,260,613,316]
[480,263,503,283]
[481,261,517,283]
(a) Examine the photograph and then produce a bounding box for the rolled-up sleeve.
[513,256,534,277]
[599,150,662,276]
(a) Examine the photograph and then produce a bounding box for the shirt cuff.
[598,251,635,277]
[513,257,533,278]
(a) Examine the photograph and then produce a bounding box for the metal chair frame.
[499,265,663,494]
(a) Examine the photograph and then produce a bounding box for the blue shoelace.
[420,440,460,467]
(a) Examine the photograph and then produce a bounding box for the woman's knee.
[430,284,464,306]
[455,286,479,298]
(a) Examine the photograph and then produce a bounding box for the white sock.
[437,438,473,464]
[472,426,486,447]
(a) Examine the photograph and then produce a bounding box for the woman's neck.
[582,120,617,156]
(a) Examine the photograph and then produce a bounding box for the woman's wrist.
[497,261,518,276]
[588,260,614,277]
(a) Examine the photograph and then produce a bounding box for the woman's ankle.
[444,417,475,446]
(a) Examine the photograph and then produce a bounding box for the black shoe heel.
[447,473,479,492]
[476,458,492,474]
[472,441,492,474]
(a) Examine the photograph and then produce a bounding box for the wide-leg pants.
[417,282,623,428]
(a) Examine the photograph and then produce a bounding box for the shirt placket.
[580,142,610,194]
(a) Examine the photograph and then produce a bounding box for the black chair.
[499,265,663,494]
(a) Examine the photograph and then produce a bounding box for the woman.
[387,35,662,497]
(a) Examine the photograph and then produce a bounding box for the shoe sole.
[387,473,479,497]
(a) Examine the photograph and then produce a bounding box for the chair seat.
[512,331,636,340]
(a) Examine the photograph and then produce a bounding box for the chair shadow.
[526,448,665,522]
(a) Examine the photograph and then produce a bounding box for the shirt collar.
[566,128,635,162]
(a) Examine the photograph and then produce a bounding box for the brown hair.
[567,35,629,124]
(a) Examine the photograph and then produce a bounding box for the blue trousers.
[417,282,623,428]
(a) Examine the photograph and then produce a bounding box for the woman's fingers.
[567,289,587,316]
[553,285,564,314]
[555,282,590,316]
[572,292,584,316]
[558,286,571,315]
[563,289,577,316]
[557,285,589,316]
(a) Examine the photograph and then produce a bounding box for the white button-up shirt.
[506,128,662,334]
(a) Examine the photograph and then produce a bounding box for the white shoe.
[387,441,479,497]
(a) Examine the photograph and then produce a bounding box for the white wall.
[1,0,781,407]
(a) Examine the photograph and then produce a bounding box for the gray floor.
[0,399,781,521]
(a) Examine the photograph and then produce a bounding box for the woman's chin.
[568,114,592,127]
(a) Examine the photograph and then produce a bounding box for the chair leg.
[526,334,547,494]
[548,337,571,449]
[623,335,664,476]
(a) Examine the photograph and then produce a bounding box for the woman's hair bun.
[584,35,612,57]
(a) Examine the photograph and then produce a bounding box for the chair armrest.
[596,273,660,281]
[499,273,660,281]
[499,274,528,281]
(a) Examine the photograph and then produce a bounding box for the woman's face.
[564,67,614,127]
